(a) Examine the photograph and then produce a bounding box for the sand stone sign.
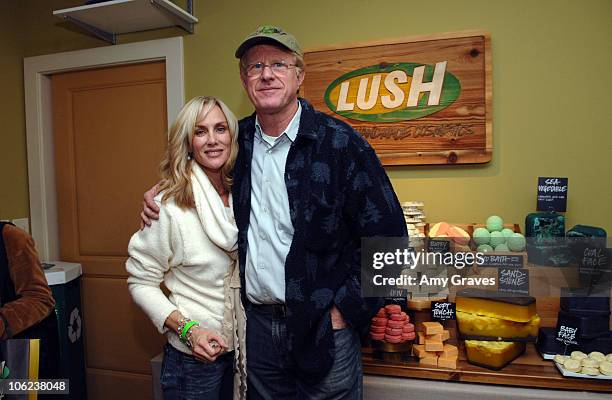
[302,31,492,165]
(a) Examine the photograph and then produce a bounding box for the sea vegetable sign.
[302,31,492,165]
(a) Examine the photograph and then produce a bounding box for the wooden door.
[52,61,168,400]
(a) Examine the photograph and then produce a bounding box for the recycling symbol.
[68,307,82,343]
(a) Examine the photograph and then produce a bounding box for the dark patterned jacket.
[232,98,407,382]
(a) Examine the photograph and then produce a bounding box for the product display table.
[362,374,611,400]
[362,342,612,393]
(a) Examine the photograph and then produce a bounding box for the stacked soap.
[412,321,458,369]
[456,289,537,369]
[370,304,415,343]
[456,288,540,341]
[538,287,612,357]
[557,287,611,340]
[402,201,426,247]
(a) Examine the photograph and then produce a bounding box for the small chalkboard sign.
[579,246,611,273]
[537,177,568,212]
[481,254,524,268]
[555,324,579,347]
[427,239,451,253]
[498,268,529,295]
[387,288,409,299]
[430,301,456,322]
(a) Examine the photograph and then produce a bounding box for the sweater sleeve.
[334,135,408,331]
[126,199,184,334]
[1,225,55,339]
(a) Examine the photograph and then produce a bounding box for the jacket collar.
[244,98,319,142]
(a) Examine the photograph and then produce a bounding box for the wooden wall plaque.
[302,31,492,166]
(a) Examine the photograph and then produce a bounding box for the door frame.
[24,37,185,261]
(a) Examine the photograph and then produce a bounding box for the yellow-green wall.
[0,2,27,220]
[2,0,611,232]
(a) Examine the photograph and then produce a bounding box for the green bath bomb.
[477,244,494,253]
[507,233,526,252]
[494,243,510,252]
[486,215,504,232]
[489,231,506,248]
[501,228,514,239]
[473,228,491,245]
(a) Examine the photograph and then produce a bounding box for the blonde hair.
[159,96,239,209]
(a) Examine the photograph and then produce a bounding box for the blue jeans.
[160,343,234,400]
[246,304,362,400]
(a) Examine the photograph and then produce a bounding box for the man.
[0,221,59,379]
[142,26,407,399]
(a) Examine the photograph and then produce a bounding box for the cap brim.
[234,36,293,58]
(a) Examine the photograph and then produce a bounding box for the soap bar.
[566,225,607,238]
[412,344,438,359]
[524,212,565,238]
[407,298,433,311]
[560,287,610,313]
[557,309,611,339]
[422,321,444,335]
[579,333,612,354]
[456,288,536,322]
[426,333,444,342]
[457,310,540,340]
[526,243,572,267]
[437,356,457,369]
[437,343,458,358]
[537,327,576,355]
[419,355,438,366]
[465,340,526,370]
[425,340,444,352]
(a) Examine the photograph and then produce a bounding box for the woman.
[126,96,245,400]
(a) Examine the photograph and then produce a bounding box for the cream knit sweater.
[126,164,239,354]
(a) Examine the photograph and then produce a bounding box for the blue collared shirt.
[245,101,302,304]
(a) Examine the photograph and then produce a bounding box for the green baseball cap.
[235,25,302,58]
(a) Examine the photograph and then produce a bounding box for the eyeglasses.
[246,61,298,77]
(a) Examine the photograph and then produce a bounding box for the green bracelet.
[180,320,199,342]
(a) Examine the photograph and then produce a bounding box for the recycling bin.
[44,261,86,400]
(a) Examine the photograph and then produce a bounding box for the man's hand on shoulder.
[140,183,161,230]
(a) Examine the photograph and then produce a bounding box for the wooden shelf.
[362,342,612,393]
[53,0,198,44]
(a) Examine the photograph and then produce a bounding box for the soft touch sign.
[302,31,492,166]
[325,62,461,122]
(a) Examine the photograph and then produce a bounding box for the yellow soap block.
[417,332,426,344]
[437,343,458,359]
[464,340,526,370]
[441,330,450,341]
[425,340,444,352]
[423,321,444,335]
[438,356,457,369]
[412,344,438,359]
[456,290,536,323]
[457,310,540,339]
[419,355,438,366]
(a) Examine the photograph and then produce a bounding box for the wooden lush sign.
[302,31,492,165]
